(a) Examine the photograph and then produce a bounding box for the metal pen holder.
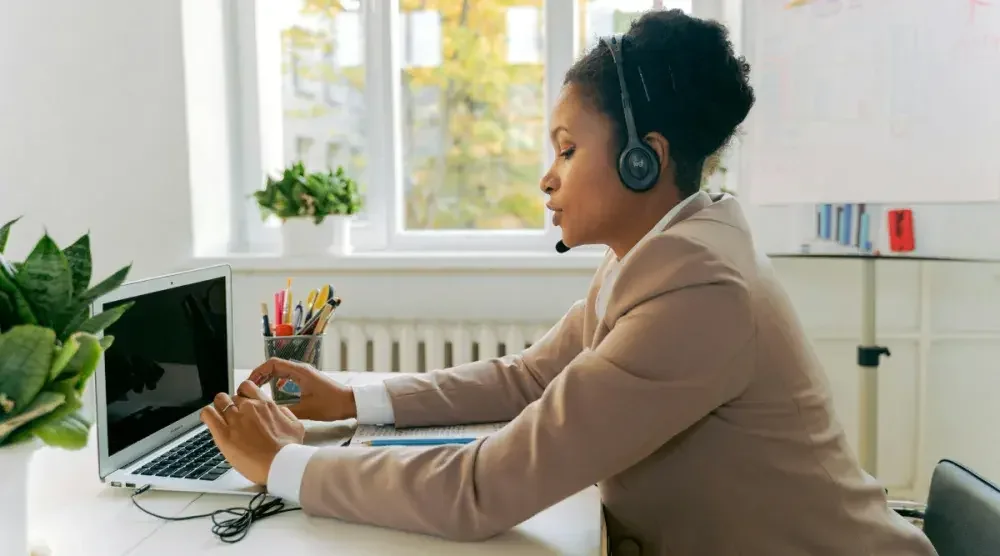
[263,334,324,404]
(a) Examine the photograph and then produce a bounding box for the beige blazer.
[299,194,937,556]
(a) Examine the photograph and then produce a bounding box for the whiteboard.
[743,0,1000,205]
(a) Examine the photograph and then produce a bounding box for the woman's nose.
[539,169,559,194]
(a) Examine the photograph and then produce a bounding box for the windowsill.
[190,250,606,273]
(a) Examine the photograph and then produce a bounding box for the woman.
[202,10,937,555]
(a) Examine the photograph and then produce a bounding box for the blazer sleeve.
[380,299,587,427]
[297,280,755,541]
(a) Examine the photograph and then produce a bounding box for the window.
[232,0,690,253]
[581,1,692,51]
[279,1,368,221]
[400,1,547,232]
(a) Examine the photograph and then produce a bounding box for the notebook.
[349,422,508,446]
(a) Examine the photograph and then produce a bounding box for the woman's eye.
[559,147,576,159]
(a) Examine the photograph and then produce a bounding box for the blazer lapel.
[586,192,715,349]
[582,251,613,349]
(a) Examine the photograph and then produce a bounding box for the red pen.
[274,292,283,325]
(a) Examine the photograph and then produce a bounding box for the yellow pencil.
[283,278,293,323]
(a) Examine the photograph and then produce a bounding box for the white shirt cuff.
[266,443,319,504]
[353,382,395,425]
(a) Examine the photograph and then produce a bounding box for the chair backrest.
[923,459,1000,556]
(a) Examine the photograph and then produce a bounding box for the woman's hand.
[200,381,305,485]
[247,358,357,422]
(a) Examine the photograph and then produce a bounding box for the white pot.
[281,216,353,257]
[327,215,353,256]
[0,439,45,556]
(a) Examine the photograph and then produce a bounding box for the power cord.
[130,484,301,543]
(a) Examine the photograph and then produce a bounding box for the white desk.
[27,372,606,555]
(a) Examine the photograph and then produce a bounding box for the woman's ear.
[643,131,671,174]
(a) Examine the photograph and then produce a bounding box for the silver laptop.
[92,264,262,496]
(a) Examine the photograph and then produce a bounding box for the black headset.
[600,35,659,193]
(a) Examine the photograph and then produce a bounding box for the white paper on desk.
[350,422,508,446]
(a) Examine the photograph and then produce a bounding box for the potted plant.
[0,217,132,556]
[252,161,363,256]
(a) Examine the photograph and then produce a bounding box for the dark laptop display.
[101,276,229,457]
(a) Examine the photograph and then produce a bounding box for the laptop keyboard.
[131,430,230,481]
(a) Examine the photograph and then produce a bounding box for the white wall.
[0,0,194,281]
[2,0,998,508]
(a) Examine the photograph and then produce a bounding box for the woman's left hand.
[200,380,306,485]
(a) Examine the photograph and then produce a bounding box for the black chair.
[890,459,1000,556]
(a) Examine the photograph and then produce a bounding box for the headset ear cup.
[618,144,660,192]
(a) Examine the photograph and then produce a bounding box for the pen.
[304,303,333,336]
[261,303,272,337]
[292,302,303,332]
[299,297,333,335]
[363,437,478,447]
[313,303,335,335]
[274,292,283,326]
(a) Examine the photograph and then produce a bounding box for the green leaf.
[0,390,64,443]
[0,216,20,254]
[0,264,37,325]
[63,234,92,298]
[0,325,56,414]
[49,334,80,381]
[78,264,131,306]
[57,307,88,342]
[99,335,114,350]
[15,234,72,329]
[32,408,90,449]
[57,332,103,394]
[76,301,132,335]
[0,291,14,332]
[2,425,37,447]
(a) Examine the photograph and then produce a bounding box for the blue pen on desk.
[365,437,478,447]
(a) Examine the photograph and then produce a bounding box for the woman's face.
[540,84,639,249]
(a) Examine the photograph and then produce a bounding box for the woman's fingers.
[236,379,267,401]
[247,358,313,386]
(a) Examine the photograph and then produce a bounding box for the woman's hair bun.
[565,9,754,194]
[628,9,755,159]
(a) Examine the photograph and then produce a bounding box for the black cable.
[130,484,301,543]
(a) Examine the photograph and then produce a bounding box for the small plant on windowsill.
[0,216,132,556]
[252,161,363,256]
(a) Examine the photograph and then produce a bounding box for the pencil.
[363,437,477,447]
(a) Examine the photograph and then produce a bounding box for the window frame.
[230,0,582,254]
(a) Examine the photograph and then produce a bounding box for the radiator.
[322,319,554,373]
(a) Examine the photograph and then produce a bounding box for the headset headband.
[600,35,640,144]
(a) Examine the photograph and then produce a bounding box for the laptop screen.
[101,276,229,457]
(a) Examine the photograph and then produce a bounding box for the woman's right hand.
[246,358,357,422]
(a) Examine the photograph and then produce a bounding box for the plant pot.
[0,439,45,555]
[281,216,353,256]
[327,215,353,256]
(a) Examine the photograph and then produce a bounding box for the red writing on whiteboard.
[970,0,991,23]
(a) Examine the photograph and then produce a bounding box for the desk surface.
[27,372,605,555]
